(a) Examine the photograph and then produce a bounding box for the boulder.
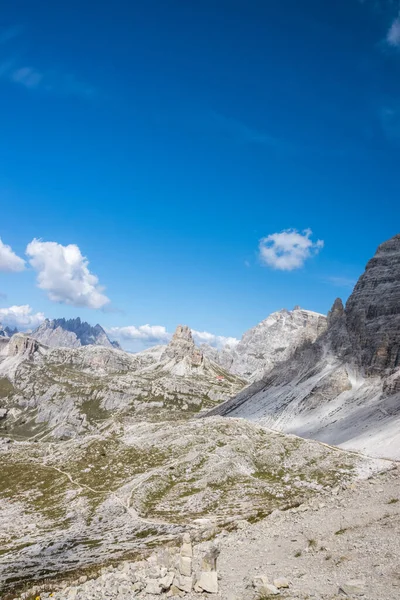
[173,575,193,593]
[145,579,163,595]
[197,571,218,594]
[273,577,289,589]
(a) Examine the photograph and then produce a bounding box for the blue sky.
[0,0,399,350]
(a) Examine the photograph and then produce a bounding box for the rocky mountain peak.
[162,324,203,365]
[31,317,118,350]
[327,298,344,327]
[345,233,400,371]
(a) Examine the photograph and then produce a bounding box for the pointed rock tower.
[162,325,203,365]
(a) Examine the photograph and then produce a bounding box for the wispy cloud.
[0,61,96,97]
[0,25,23,45]
[11,66,43,89]
[211,112,297,153]
[0,25,96,98]
[379,105,400,143]
[386,14,400,46]
[325,276,357,289]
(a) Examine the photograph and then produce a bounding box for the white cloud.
[191,330,239,349]
[108,325,171,345]
[26,239,110,309]
[387,16,400,47]
[259,228,324,271]
[0,305,45,330]
[326,276,357,289]
[0,238,25,272]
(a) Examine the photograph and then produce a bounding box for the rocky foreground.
[7,460,399,600]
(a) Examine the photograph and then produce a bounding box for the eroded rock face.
[162,325,204,366]
[7,334,40,358]
[345,234,400,371]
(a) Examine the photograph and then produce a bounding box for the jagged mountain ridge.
[208,234,400,460]
[0,323,18,338]
[31,317,120,349]
[202,307,327,381]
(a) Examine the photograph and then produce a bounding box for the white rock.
[145,578,163,595]
[197,571,218,594]
[174,575,193,593]
[160,571,175,591]
[273,577,289,589]
[179,556,192,577]
[253,575,270,587]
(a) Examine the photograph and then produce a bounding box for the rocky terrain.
[209,234,400,460]
[31,317,120,350]
[0,325,245,439]
[202,308,327,382]
[4,455,399,600]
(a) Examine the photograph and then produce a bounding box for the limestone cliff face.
[7,334,40,358]
[344,234,400,372]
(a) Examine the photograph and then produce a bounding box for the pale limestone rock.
[273,577,289,589]
[160,571,175,591]
[145,579,163,595]
[253,575,270,587]
[179,556,192,577]
[180,542,193,558]
[197,571,218,593]
[173,575,193,593]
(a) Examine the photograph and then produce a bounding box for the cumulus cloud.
[191,330,239,349]
[26,239,110,309]
[0,305,45,330]
[387,15,400,47]
[108,325,239,352]
[0,238,25,272]
[259,228,324,271]
[108,325,171,345]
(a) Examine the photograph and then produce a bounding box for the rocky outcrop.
[7,334,40,358]
[204,307,327,381]
[162,325,204,366]
[32,317,119,350]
